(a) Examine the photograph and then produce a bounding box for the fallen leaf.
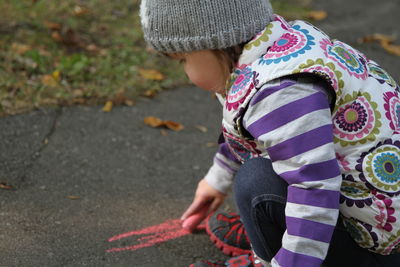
[138,68,165,81]
[206,142,218,148]
[0,182,13,190]
[382,43,400,56]
[307,10,328,21]
[144,116,184,131]
[51,31,63,42]
[41,74,58,87]
[142,89,158,98]
[67,195,80,200]
[72,89,84,97]
[359,33,395,44]
[124,99,134,106]
[73,5,90,16]
[86,44,100,54]
[164,121,184,131]
[144,116,164,127]
[43,138,49,145]
[195,125,208,133]
[52,70,61,81]
[102,101,113,112]
[44,21,62,31]
[11,43,31,55]
[358,34,400,56]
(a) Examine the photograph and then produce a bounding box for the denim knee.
[234,157,287,205]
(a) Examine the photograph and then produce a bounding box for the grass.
[0,0,313,117]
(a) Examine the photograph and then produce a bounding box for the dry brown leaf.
[41,74,58,87]
[206,142,218,147]
[138,68,165,81]
[307,10,328,21]
[0,182,13,190]
[382,43,400,56]
[73,5,90,16]
[144,116,184,131]
[195,125,208,133]
[51,31,63,42]
[359,33,395,44]
[359,34,400,56]
[67,195,80,200]
[43,21,62,31]
[11,43,31,55]
[52,70,60,81]
[86,44,100,53]
[72,89,84,97]
[102,101,113,112]
[164,121,184,131]
[144,116,164,127]
[142,89,158,98]
[124,99,134,106]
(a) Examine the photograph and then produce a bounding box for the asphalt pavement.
[1,0,399,266]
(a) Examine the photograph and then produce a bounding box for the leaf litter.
[144,116,184,131]
[359,33,400,56]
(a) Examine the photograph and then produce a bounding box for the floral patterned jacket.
[205,15,400,263]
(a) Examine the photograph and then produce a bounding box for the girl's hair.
[212,43,246,91]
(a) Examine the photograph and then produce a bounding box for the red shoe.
[189,254,268,267]
[205,212,251,256]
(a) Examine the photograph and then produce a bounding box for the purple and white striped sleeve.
[243,77,341,267]
[204,142,241,194]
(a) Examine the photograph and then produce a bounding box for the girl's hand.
[181,178,226,222]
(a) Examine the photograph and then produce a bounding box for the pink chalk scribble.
[107,219,205,253]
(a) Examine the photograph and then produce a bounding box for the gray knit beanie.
[140,0,274,53]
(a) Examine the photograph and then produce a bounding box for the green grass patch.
[0,0,312,117]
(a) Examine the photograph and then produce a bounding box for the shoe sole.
[205,216,251,257]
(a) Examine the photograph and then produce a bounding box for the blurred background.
[0,0,337,117]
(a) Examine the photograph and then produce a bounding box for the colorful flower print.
[274,14,291,30]
[340,177,373,208]
[244,23,274,51]
[226,66,256,111]
[293,58,345,95]
[333,92,381,146]
[258,24,315,65]
[356,139,400,196]
[343,217,378,250]
[379,229,400,255]
[223,131,261,163]
[336,152,351,171]
[374,192,397,232]
[384,91,400,134]
[368,61,397,88]
[321,39,368,80]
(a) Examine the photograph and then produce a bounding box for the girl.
[140,0,400,266]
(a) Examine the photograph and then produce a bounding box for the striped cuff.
[204,161,236,194]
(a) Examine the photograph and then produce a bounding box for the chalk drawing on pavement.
[107,219,205,252]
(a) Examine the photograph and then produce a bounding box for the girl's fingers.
[182,205,210,232]
[209,198,223,214]
[181,198,206,221]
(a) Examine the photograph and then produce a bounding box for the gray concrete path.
[1,0,399,266]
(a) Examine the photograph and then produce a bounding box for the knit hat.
[140,0,274,53]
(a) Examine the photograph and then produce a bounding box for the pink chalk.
[182,206,209,232]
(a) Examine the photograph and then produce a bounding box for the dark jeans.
[233,158,400,267]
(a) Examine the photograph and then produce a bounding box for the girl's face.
[173,50,227,94]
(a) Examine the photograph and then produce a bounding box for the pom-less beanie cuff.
[140,0,274,53]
